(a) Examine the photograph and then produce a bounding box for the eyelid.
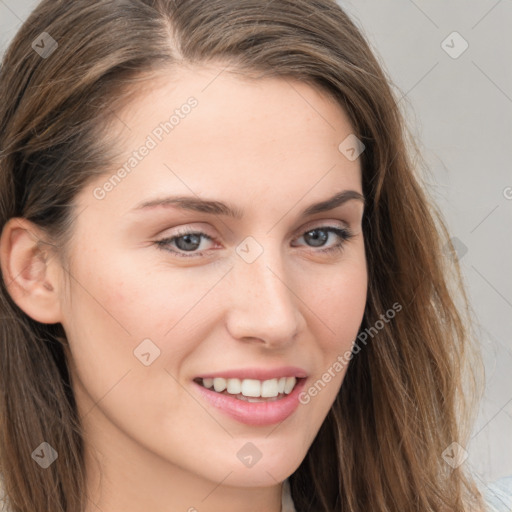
[297,218,350,234]
[158,219,350,243]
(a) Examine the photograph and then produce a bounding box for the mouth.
[192,376,306,403]
[192,369,309,426]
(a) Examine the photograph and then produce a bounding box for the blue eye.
[155,230,215,257]
[293,226,354,254]
[155,226,354,258]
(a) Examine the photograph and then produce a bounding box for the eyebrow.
[129,189,365,219]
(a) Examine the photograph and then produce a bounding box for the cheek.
[295,255,367,408]
[61,247,228,381]
[69,245,211,335]
[60,249,212,437]
[307,255,367,348]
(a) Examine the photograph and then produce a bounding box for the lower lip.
[193,378,307,426]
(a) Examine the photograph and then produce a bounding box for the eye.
[155,229,216,258]
[154,225,354,258]
[292,226,354,254]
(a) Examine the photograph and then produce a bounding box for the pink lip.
[192,377,307,426]
[194,366,308,380]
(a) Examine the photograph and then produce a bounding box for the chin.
[227,448,306,487]
[221,468,292,488]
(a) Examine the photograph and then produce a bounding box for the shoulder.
[483,476,512,512]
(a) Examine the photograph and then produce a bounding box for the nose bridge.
[226,242,301,344]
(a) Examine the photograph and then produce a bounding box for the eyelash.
[154,225,354,259]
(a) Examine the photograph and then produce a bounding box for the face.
[57,65,367,496]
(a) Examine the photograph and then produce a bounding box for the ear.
[0,217,63,324]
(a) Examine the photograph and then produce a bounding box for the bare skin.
[1,64,367,512]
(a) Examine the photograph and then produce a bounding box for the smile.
[194,376,300,402]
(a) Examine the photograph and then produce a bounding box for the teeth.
[227,378,241,394]
[284,376,296,394]
[213,377,227,392]
[243,379,264,397]
[261,378,278,398]
[203,376,297,398]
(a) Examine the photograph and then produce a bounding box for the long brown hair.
[0,1,487,510]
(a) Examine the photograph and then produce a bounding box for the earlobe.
[0,217,63,324]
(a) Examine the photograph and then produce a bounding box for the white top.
[281,476,512,512]
[281,478,297,512]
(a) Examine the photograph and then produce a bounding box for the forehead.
[78,64,362,217]
[117,63,357,153]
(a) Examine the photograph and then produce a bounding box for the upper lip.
[194,366,308,381]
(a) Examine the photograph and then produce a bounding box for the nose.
[224,246,304,348]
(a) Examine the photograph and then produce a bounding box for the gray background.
[1,0,511,489]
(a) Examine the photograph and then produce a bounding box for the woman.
[0,1,509,511]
